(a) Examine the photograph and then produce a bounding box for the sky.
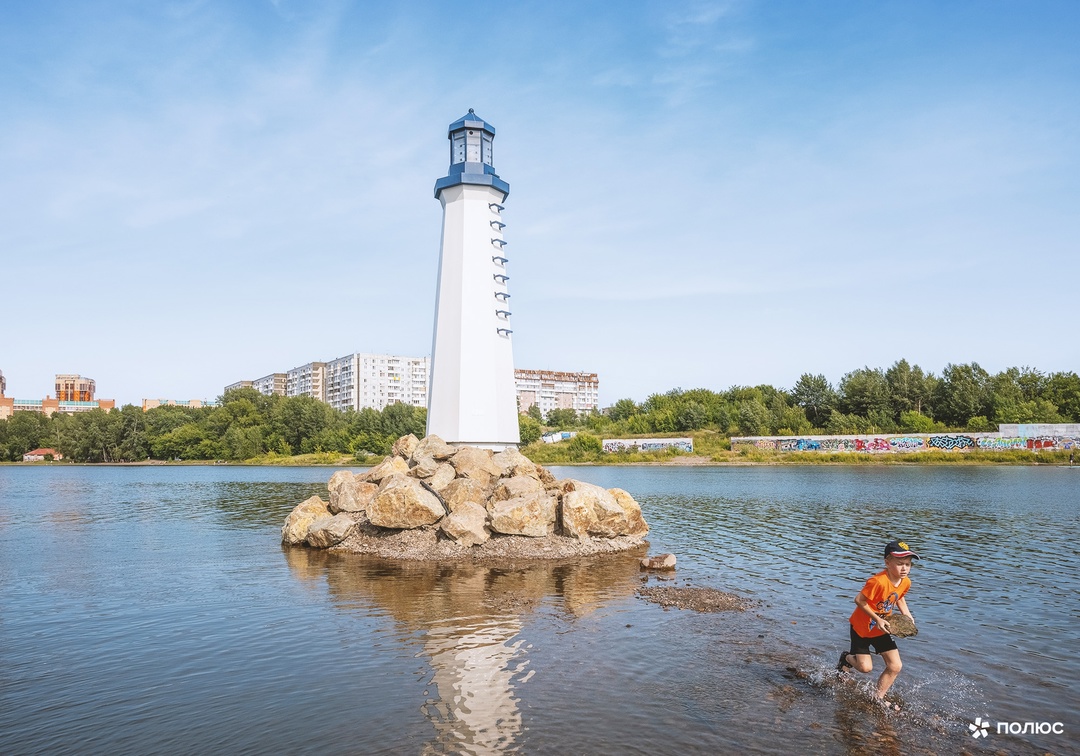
[1,0,1078,407]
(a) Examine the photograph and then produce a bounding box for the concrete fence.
[731,430,1077,453]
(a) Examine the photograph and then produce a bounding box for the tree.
[381,401,426,441]
[271,396,340,454]
[518,415,542,445]
[791,373,837,428]
[566,432,601,461]
[526,404,543,422]
[2,411,48,460]
[545,408,578,428]
[223,425,265,460]
[675,401,707,431]
[584,409,610,434]
[151,422,217,460]
[935,363,991,427]
[885,359,936,418]
[736,399,769,436]
[838,367,891,419]
[608,398,638,422]
[899,410,938,433]
[114,404,150,461]
[1044,372,1080,422]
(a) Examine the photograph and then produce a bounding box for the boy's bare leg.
[875,649,903,698]
[848,652,874,674]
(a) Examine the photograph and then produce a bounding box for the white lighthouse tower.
[427,109,520,449]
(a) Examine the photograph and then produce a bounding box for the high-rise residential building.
[0,373,114,420]
[0,368,6,396]
[325,353,429,413]
[56,374,96,402]
[286,362,327,401]
[252,373,287,397]
[228,353,429,414]
[515,369,599,417]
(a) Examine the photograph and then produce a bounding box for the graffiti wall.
[732,432,1077,454]
[603,438,694,454]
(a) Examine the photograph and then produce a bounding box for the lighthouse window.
[482,133,493,164]
[466,129,481,162]
[452,132,466,163]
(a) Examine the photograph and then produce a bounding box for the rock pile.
[281,434,649,559]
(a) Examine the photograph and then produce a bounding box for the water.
[1,464,1077,755]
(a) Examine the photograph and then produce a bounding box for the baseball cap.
[884,540,920,560]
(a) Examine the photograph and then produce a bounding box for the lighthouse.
[427,110,520,449]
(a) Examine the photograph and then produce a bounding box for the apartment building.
[324,353,429,413]
[56,374,96,402]
[286,362,326,401]
[0,373,115,420]
[252,373,287,397]
[229,353,429,413]
[515,369,599,417]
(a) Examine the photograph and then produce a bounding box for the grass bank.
[523,430,1076,466]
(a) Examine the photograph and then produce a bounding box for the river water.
[0,465,1076,755]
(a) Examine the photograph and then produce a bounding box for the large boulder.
[491,447,539,479]
[441,478,492,513]
[363,455,410,484]
[391,434,420,459]
[609,488,649,536]
[413,434,457,462]
[537,466,558,488]
[409,455,441,478]
[489,492,558,537]
[368,474,446,529]
[451,446,503,487]
[328,474,379,514]
[327,469,355,492]
[281,495,331,545]
[427,463,457,492]
[439,501,491,546]
[493,474,544,502]
[560,480,644,538]
[306,513,357,548]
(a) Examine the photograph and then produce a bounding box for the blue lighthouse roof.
[447,108,496,135]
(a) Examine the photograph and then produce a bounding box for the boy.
[836,540,919,703]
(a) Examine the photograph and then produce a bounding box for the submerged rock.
[640,553,677,570]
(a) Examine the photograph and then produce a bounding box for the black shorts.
[849,624,898,655]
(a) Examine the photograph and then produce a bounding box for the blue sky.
[2,1,1077,407]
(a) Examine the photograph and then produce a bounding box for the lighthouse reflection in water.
[284,548,646,754]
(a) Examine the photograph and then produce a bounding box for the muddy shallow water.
[1,464,1076,754]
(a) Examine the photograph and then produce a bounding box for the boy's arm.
[854,592,890,633]
[897,596,913,619]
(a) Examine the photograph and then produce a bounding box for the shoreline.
[5,457,1076,468]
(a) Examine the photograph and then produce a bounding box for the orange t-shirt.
[849,569,911,638]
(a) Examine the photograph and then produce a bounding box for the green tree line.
[0,388,426,463]
[4,361,1078,463]
[528,361,1080,438]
